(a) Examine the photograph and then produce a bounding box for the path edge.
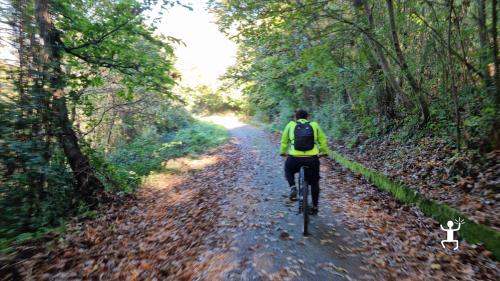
[328,149,500,260]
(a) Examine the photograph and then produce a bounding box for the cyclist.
[279,109,328,215]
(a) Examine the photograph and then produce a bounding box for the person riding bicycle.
[280,109,328,215]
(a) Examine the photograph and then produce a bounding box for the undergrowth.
[108,120,229,180]
[0,120,229,254]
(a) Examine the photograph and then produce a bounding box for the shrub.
[108,120,229,178]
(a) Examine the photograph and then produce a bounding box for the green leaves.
[57,0,176,97]
[214,0,498,147]
[0,0,184,249]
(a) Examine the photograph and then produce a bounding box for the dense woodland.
[0,0,233,246]
[212,0,499,150]
[0,0,499,265]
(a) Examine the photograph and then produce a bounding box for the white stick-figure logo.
[440,218,464,250]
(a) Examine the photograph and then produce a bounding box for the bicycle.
[298,165,310,236]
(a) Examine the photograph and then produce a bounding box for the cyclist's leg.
[305,156,320,207]
[284,156,299,187]
[310,182,319,206]
[285,156,300,200]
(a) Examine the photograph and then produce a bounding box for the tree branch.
[322,12,399,63]
[65,17,137,51]
[63,47,139,75]
[411,11,485,80]
[82,98,145,136]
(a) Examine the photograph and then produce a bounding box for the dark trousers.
[285,156,320,206]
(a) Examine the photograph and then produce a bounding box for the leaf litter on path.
[321,157,499,280]
[6,141,241,281]
[6,119,499,281]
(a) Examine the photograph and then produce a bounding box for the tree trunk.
[492,0,500,149]
[35,0,104,202]
[361,40,398,122]
[360,1,414,110]
[447,0,462,150]
[477,0,488,72]
[492,0,500,112]
[386,0,430,125]
[106,95,117,149]
[14,0,28,106]
[476,0,498,101]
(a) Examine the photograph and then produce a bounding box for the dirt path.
[198,116,365,280]
[200,115,499,281]
[7,115,499,281]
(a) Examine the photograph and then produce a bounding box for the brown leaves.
[279,231,291,240]
[11,142,241,281]
[8,125,499,281]
[332,139,500,231]
[139,261,152,271]
[322,157,500,280]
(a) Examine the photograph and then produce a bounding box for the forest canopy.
[211,0,499,150]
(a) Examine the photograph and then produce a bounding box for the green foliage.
[0,116,228,251]
[170,121,229,154]
[212,0,499,149]
[108,128,165,177]
[182,85,243,114]
[85,145,141,193]
[0,0,186,251]
[192,85,228,114]
[463,106,497,149]
[108,120,229,179]
[58,0,177,98]
[0,98,76,248]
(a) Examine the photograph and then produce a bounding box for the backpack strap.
[310,121,318,142]
[289,121,295,143]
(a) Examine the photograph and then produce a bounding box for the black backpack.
[293,121,315,151]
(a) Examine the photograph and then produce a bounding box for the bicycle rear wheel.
[299,167,309,236]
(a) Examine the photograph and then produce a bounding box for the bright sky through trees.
[0,22,15,63]
[1,0,236,87]
[155,0,236,87]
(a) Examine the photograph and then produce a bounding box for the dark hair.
[295,109,309,119]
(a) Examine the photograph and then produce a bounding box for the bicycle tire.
[300,167,309,236]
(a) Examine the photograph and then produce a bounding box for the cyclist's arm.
[280,123,291,155]
[316,124,328,156]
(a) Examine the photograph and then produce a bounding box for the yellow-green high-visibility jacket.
[280,119,328,157]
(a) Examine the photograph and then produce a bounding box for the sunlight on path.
[199,114,247,130]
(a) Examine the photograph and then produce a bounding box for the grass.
[109,120,229,179]
[329,149,500,260]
